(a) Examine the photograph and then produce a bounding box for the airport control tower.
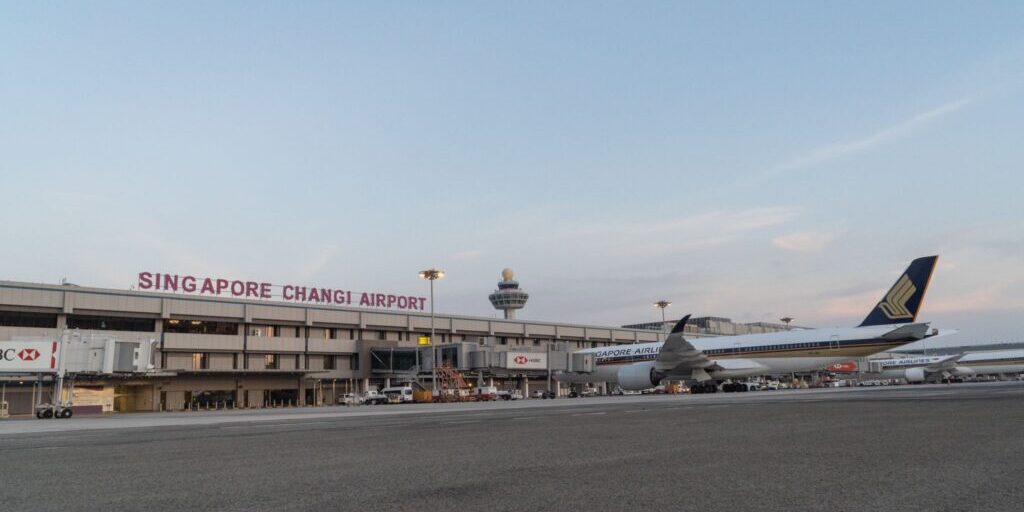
[488,268,529,319]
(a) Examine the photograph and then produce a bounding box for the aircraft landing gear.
[720,382,750,393]
[691,382,719,394]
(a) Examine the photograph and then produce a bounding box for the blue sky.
[2,2,1022,347]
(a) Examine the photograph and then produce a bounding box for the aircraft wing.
[881,323,932,341]
[707,358,769,374]
[923,354,963,373]
[654,316,713,373]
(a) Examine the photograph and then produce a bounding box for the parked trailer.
[472,385,498,401]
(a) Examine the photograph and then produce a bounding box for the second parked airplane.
[561,256,951,392]
[867,349,1024,383]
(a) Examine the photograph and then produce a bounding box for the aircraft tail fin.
[859,256,938,327]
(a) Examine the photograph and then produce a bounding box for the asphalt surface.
[2,382,1022,512]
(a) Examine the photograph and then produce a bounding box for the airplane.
[866,349,1024,383]
[559,256,950,393]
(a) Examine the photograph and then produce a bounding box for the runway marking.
[572,412,607,416]
[441,420,481,425]
[220,420,341,430]
[512,416,542,420]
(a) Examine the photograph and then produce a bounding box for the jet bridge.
[369,339,595,380]
[1,331,159,419]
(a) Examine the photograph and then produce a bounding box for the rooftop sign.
[137,272,427,311]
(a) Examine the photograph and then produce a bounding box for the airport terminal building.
[0,269,800,417]
[0,277,670,416]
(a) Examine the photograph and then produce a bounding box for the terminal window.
[0,311,58,328]
[192,353,209,370]
[323,355,335,370]
[265,354,279,369]
[165,319,239,335]
[67,315,155,332]
[251,326,277,337]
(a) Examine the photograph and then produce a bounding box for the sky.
[1,2,1022,348]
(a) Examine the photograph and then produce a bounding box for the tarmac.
[1,381,1022,511]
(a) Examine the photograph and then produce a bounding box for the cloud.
[772,231,834,253]
[624,207,801,236]
[925,285,1010,314]
[819,289,884,319]
[524,206,801,264]
[770,95,975,174]
[452,249,483,260]
[295,244,340,282]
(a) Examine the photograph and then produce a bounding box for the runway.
[2,382,1022,511]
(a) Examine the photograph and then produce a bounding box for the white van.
[381,386,414,404]
[473,385,498,401]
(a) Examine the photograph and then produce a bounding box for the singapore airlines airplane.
[560,256,950,393]
[867,349,1024,383]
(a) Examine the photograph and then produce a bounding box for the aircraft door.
[829,335,840,350]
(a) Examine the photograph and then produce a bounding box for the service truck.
[382,386,413,404]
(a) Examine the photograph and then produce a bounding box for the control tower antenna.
[488,268,529,320]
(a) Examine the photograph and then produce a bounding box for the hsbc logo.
[0,342,57,370]
[508,353,545,368]
[18,348,40,361]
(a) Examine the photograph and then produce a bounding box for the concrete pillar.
[384,377,391,388]
[362,378,370,393]
[520,376,529,398]
[151,317,163,370]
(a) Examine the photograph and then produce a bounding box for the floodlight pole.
[419,269,445,398]
[430,277,435,391]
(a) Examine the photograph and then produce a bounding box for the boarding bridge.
[369,339,595,377]
[4,335,156,375]
[2,333,159,419]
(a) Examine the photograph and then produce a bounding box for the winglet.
[670,315,691,334]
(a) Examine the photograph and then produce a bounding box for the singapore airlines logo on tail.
[878,274,916,319]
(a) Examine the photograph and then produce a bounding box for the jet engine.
[617,362,665,391]
[950,366,975,377]
[904,367,927,383]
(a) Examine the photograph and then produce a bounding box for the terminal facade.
[0,279,663,416]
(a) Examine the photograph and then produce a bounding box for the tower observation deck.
[488,268,529,320]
